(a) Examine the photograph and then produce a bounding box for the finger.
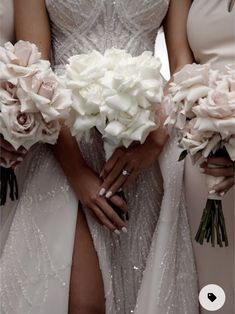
[0,157,9,167]
[100,148,125,179]
[202,166,233,177]
[106,168,135,198]
[0,148,24,162]
[99,159,127,196]
[207,157,233,167]
[0,156,21,168]
[109,194,128,214]
[122,172,138,189]
[96,197,126,231]
[213,177,234,195]
[91,204,117,232]
[17,146,28,154]
[0,136,27,155]
[11,161,21,169]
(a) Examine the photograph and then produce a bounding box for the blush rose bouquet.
[164,63,235,247]
[65,48,163,220]
[0,41,72,205]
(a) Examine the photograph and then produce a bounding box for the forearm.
[53,126,88,185]
[146,107,168,153]
[14,0,51,60]
[163,0,194,75]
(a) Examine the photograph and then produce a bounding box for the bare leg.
[69,208,105,314]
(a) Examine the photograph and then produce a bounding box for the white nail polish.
[114,229,121,235]
[17,157,23,162]
[122,227,128,233]
[209,190,216,194]
[99,188,106,196]
[220,192,225,197]
[106,191,112,198]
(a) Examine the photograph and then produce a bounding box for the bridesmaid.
[135,1,234,313]
[0,0,29,255]
[185,1,235,313]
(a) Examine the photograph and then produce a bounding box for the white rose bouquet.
[0,41,72,205]
[164,63,235,247]
[65,48,163,157]
[65,48,163,219]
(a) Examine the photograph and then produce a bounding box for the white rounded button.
[199,284,226,311]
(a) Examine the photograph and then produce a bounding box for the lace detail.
[45,0,169,65]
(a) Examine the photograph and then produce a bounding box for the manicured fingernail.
[99,188,106,196]
[122,227,128,233]
[118,188,123,192]
[105,191,112,198]
[99,171,104,178]
[114,229,121,235]
[209,190,216,194]
[17,157,23,162]
[200,168,205,173]
[220,192,225,197]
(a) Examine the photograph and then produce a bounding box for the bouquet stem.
[0,166,18,206]
[195,198,228,247]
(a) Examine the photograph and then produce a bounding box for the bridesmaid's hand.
[77,166,128,233]
[0,135,27,168]
[200,157,235,196]
[99,137,162,199]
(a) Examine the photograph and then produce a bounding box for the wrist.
[146,128,168,152]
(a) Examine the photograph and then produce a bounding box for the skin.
[0,135,27,168]
[164,0,234,196]
[4,0,234,309]
[10,0,195,312]
[98,0,195,199]
[14,1,106,313]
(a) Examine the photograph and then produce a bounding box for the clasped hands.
[0,135,27,168]
[200,156,235,196]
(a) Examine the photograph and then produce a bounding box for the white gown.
[0,1,198,313]
[186,1,235,313]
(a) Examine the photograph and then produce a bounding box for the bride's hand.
[99,137,162,199]
[77,165,128,233]
[0,135,27,168]
[200,157,235,195]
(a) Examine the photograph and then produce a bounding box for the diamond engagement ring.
[122,169,131,176]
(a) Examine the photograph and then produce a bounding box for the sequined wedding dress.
[0,1,198,313]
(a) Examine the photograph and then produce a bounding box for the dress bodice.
[45,0,169,65]
[187,0,235,70]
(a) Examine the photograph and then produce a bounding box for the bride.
[0,0,198,313]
